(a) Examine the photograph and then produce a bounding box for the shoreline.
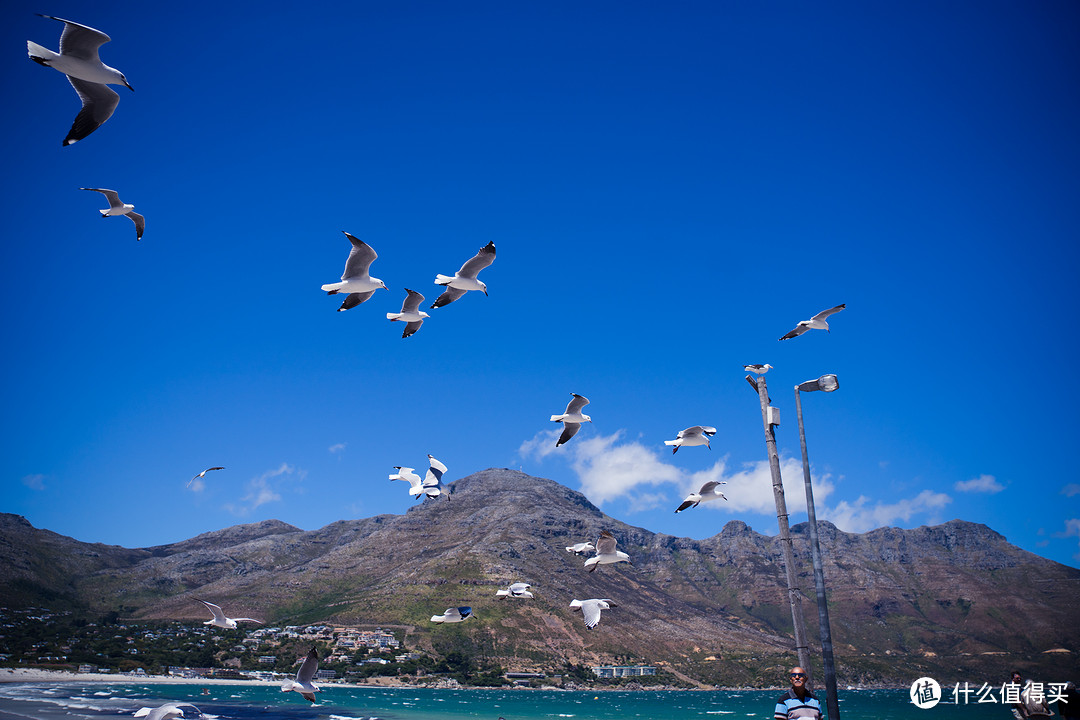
[1,667,829,692]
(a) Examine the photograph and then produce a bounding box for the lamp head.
[797,374,839,393]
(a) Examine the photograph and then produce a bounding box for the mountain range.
[2,468,1077,685]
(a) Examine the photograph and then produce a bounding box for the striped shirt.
[774,688,823,719]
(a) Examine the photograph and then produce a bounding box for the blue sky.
[4,0,1079,569]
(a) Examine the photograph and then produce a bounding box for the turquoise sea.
[0,682,1008,719]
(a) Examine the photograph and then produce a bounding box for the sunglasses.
[790,673,807,679]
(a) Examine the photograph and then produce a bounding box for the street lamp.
[794,374,840,720]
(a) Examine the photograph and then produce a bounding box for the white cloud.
[21,474,45,491]
[1062,484,1080,498]
[954,474,1004,494]
[187,478,205,493]
[823,489,952,533]
[224,463,305,516]
[328,443,346,454]
[519,430,830,516]
[1055,518,1080,561]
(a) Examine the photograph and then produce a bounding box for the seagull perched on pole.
[320,232,388,311]
[675,481,728,513]
[80,188,144,240]
[495,582,533,599]
[386,289,429,338]
[430,241,496,308]
[27,15,134,146]
[569,599,616,629]
[196,599,262,629]
[779,304,846,341]
[551,393,592,447]
[584,530,631,573]
[663,426,717,454]
[281,647,320,703]
[744,364,773,375]
[187,466,224,488]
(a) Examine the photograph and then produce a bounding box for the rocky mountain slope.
[2,468,1077,684]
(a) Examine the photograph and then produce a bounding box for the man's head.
[789,667,808,692]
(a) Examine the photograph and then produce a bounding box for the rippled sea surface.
[0,682,1003,719]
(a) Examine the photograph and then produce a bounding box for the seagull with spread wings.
[431,606,473,623]
[551,393,592,447]
[570,598,616,629]
[27,15,134,145]
[779,304,846,341]
[663,426,717,454]
[281,647,321,703]
[80,188,144,240]
[430,241,496,308]
[496,582,534,599]
[675,481,729,513]
[320,232,388,311]
[187,466,224,488]
[196,598,262,629]
[584,530,631,573]
[386,289,429,338]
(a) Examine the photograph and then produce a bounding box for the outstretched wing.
[457,241,496,278]
[595,531,617,555]
[430,286,467,308]
[64,77,119,146]
[340,231,377,280]
[779,323,809,341]
[565,393,590,414]
[296,647,319,683]
[811,303,846,322]
[556,422,580,447]
[338,290,375,311]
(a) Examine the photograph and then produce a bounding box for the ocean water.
[0,682,1000,720]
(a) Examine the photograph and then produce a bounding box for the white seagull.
[421,455,450,501]
[80,188,144,240]
[321,232,388,311]
[133,703,204,720]
[779,304,846,341]
[551,393,592,447]
[495,582,533,599]
[744,364,773,375]
[584,530,631,573]
[281,647,320,703]
[28,15,134,146]
[569,598,616,629]
[431,606,473,623]
[389,466,425,499]
[675,481,729,513]
[565,542,595,556]
[430,241,496,308]
[386,289,429,338]
[196,598,262,629]
[187,466,224,488]
[663,426,717,454]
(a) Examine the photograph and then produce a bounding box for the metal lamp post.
[794,374,840,720]
[748,373,813,678]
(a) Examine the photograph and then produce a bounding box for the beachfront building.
[590,665,657,678]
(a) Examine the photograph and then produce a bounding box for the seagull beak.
[124,80,134,91]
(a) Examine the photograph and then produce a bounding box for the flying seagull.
[133,703,204,720]
[675,481,729,513]
[421,455,450,500]
[430,241,496,308]
[744,364,773,375]
[779,304,846,341]
[320,232,388,311]
[187,466,224,488]
[28,15,134,146]
[431,606,473,623]
[386,289,429,338]
[584,530,631,573]
[196,598,262,629]
[551,393,592,447]
[495,582,533,599]
[565,541,595,556]
[389,466,425,499]
[80,188,144,240]
[281,647,320,703]
[569,599,616,629]
[663,426,717,454]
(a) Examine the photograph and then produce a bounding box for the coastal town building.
[590,665,656,678]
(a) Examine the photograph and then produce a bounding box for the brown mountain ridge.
[2,468,1077,685]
